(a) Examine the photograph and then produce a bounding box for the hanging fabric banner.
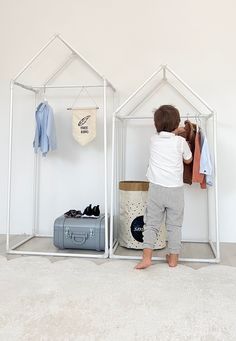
[72,108,97,146]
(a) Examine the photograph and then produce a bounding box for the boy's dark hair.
[154,105,180,133]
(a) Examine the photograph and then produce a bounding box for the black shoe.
[64,209,77,218]
[92,205,100,217]
[83,204,93,216]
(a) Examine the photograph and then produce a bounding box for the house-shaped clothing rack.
[110,64,220,263]
[6,34,116,259]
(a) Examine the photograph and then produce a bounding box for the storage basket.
[118,181,166,249]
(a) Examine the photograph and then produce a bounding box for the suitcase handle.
[65,227,88,245]
[72,232,88,245]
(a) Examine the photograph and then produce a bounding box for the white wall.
[0,0,236,241]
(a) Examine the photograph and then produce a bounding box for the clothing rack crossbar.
[116,114,213,120]
[14,81,113,91]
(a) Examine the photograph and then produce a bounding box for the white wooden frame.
[110,64,220,263]
[6,34,116,259]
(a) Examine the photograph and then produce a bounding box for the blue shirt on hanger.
[33,101,57,156]
[200,131,213,186]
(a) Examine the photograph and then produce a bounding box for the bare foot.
[135,259,152,270]
[166,253,179,267]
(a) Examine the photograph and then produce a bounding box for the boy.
[136,105,192,269]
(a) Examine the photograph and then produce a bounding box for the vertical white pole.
[205,119,210,243]
[6,81,14,251]
[123,120,127,179]
[110,115,117,257]
[213,112,220,261]
[121,120,126,179]
[110,90,121,256]
[103,78,108,256]
[120,121,123,179]
[32,93,39,236]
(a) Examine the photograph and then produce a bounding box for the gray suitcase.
[53,214,106,251]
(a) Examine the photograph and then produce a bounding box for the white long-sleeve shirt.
[146,132,192,187]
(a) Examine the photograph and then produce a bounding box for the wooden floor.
[1,234,236,269]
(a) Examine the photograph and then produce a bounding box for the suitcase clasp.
[89,228,95,238]
[65,227,71,239]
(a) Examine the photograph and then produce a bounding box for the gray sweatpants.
[143,182,184,254]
